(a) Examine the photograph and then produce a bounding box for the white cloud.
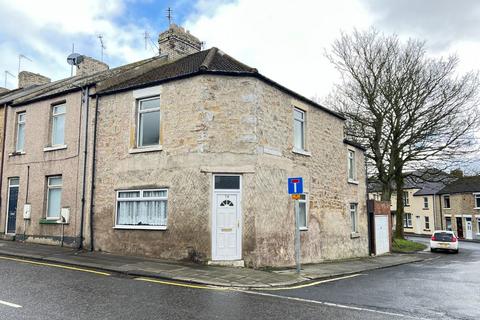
[0,0,154,89]
[185,0,375,100]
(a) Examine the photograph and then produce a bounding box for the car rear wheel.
[453,249,459,254]
[430,248,436,252]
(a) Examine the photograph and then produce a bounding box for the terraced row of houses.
[369,174,480,240]
[0,24,370,267]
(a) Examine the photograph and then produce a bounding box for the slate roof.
[438,176,480,194]
[1,47,343,120]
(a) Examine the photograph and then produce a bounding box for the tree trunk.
[394,174,405,239]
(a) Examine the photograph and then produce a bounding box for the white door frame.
[211,174,242,261]
[465,217,473,240]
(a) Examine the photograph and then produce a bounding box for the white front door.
[212,175,242,261]
[466,218,473,240]
[375,215,389,255]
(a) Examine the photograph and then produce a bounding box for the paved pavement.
[0,239,427,288]
[0,236,478,319]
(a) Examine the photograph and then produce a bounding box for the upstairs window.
[423,197,429,209]
[51,104,66,146]
[293,108,305,151]
[46,176,62,219]
[403,191,410,207]
[474,194,480,209]
[348,150,356,181]
[443,195,451,209]
[16,112,26,152]
[137,97,160,148]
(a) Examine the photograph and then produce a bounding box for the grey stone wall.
[158,24,202,60]
[77,57,109,77]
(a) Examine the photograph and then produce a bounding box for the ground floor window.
[47,176,62,219]
[404,213,412,228]
[445,217,452,231]
[477,218,480,235]
[424,216,430,230]
[350,203,358,233]
[116,189,168,229]
[298,194,307,230]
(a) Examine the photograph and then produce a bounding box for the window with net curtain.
[116,189,167,227]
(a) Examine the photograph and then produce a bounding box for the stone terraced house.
[0,24,368,268]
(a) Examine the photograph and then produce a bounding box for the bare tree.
[326,28,480,239]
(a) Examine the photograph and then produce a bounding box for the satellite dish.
[67,53,84,66]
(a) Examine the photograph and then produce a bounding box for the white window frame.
[424,216,430,230]
[477,218,480,235]
[349,203,358,233]
[445,217,452,231]
[114,188,168,230]
[403,191,410,207]
[423,197,429,209]
[474,193,480,209]
[15,112,26,152]
[404,212,413,228]
[297,194,308,231]
[46,176,62,220]
[51,104,66,147]
[293,107,306,152]
[136,96,160,148]
[347,149,357,183]
[443,195,451,209]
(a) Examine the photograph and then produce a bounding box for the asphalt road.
[0,236,478,320]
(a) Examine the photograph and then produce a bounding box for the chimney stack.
[76,56,109,77]
[158,24,202,60]
[0,87,9,94]
[18,71,51,88]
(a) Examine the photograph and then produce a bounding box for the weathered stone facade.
[440,193,480,240]
[92,74,368,267]
[158,24,202,60]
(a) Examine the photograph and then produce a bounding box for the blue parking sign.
[288,177,303,194]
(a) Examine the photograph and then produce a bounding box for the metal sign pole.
[294,199,301,273]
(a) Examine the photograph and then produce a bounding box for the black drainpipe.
[88,94,99,252]
[78,86,90,250]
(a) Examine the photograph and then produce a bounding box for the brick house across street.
[0,24,368,268]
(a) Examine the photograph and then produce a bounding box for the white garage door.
[375,215,389,255]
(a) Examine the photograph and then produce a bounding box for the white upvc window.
[348,150,356,182]
[425,216,430,230]
[423,197,429,209]
[404,212,412,228]
[350,203,358,233]
[16,112,26,152]
[297,194,308,230]
[46,176,62,219]
[474,193,480,209]
[445,217,452,231]
[477,218,480,235]
[403,191,410,206]
[293,108,305,151]
[51,104,66,146]
[137,97,160,148]
[115,189,168,230]
[443,195,451,209]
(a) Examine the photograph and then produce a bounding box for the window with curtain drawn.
[116,189,167,229]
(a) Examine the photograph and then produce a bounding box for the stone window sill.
[44,145,67,152]
[292,148,311,156]
[350,232,360,239]
[114,225,167,230]
[39,218,68,225]
[129,145,163,154]
[9,151,26,157]
[299,227,308,231]
[348,179,359,185]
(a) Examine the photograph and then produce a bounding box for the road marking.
[257,273,363,291]
[134,278,229,291]
[0,299,22,308]
[242,290,431,320]
[0,256,110,276]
